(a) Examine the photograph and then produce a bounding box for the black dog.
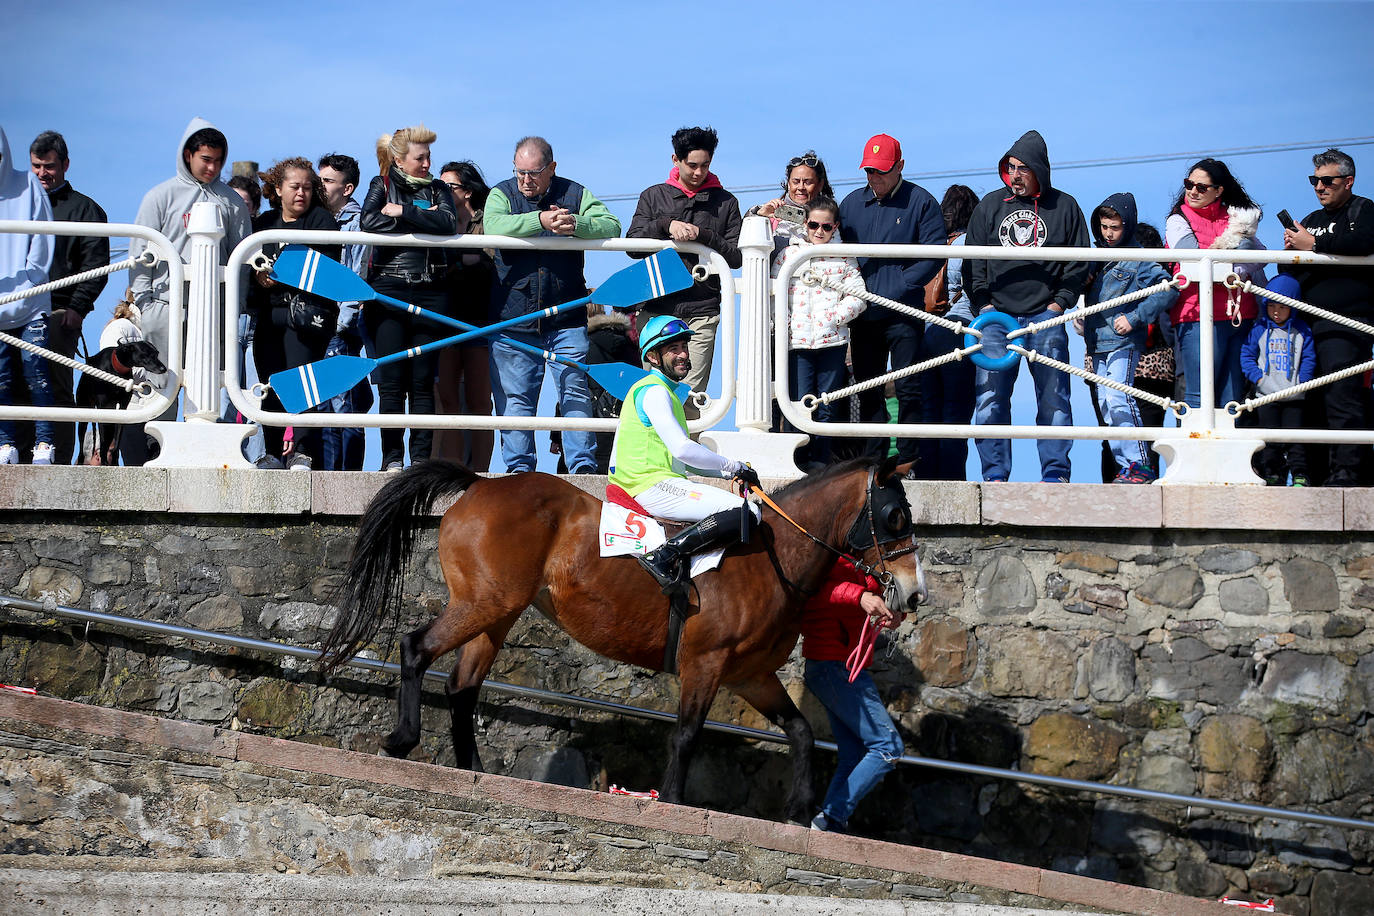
[76,340,166,465]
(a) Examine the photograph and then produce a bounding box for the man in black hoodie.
[29,130,109,465]
[966,130,1090,482]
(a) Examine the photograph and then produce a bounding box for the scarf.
[392,165,433,189]
[666,166,722,198]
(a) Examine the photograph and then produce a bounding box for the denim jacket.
[1083,255,1177,355]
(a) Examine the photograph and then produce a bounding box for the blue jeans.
[320,332,373,471]
[0,316,55,448]
[973,309,1073,481]
[804,659,903,828]
[787,345,848,466]
[1176,319,1251,410]
[1091,348,1148,473]
[489,325,596,474]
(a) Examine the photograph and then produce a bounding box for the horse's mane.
[768,456,879,505]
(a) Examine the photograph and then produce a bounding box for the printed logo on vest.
[998,210,1046,248]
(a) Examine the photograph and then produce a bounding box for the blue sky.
[6,1,1374,477]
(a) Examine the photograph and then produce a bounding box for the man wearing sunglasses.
[1281,148,1374,486]
[966,129,1091,483]
[610,314,761,594]
[837,133,946,470]
[628,126,743,420]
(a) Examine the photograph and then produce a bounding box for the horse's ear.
[878,455,908,484]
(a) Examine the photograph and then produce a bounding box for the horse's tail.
[318,460,481,673]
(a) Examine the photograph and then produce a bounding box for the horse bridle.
[749,468,918,605]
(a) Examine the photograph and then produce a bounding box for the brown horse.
[319,455,926,822]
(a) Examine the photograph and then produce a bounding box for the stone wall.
[1,473,1372,916]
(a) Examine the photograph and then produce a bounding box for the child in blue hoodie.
[1240,274,1316,486]
[1080,193,1178,483]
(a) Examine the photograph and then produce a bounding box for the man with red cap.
[837,134,946,472]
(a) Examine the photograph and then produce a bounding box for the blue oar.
[267,248,692,413]
[268,245,667,403]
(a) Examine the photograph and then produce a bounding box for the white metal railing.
[0,220,182,425]
[222,230,737,439]
[771,234,1374,483]
[5,213,1374,482]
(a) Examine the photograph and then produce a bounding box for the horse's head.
[844,456,927,613]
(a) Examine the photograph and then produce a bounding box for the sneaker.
[254,455,285,470]
[1291,475,1309,487]
[1041,475,1070,483]
[286,454,312,472]
[1263,474,1283,487]
[1115,462,1156,484]
[384,461,405,472]
[0,445,17,465]
[982,477,1007,484]
[31,442,54,465]
[809,811,845,833]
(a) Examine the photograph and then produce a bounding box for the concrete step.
[0,692,1244,916]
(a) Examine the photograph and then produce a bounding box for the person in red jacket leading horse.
[802,554,906,833]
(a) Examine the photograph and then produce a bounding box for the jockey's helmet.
[638,314,694,361]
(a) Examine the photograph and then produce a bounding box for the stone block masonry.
[0,467,1371,915]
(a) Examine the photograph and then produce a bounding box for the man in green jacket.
[485,136,621,474]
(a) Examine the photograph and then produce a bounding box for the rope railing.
[803,268,1188,417]
[0,250,161,395]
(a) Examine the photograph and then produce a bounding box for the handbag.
[285,291,335,335]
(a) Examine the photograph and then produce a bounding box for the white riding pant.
[635,477,761,525]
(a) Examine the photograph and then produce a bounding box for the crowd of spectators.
[1,118,1372,485]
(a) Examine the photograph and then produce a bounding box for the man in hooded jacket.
[0,124,54,465]
[966,129,1090,483]
[125,117,252,464]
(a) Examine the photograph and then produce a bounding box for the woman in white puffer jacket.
[772,197,866,469]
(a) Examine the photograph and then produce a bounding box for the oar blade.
[270,244,374,303]
[591,249,695,308]
[585,362,648,402]
[269,355,375,414]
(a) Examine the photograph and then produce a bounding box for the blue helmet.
[638,314,694,361]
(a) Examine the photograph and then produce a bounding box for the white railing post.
[1153,257,1262,485]
[147,201,256,468]
[700,216,806,476]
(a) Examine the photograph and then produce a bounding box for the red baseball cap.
[859,133,902,171]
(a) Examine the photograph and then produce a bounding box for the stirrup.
[638,548,686,596]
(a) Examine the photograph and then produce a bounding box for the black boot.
[639,507,754,595]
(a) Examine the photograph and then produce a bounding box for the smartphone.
[1277,209,1295,231]
[774,203,805,224]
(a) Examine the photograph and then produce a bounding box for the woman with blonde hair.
[360,124,458,470]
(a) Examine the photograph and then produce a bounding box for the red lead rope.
[846,614,895,683]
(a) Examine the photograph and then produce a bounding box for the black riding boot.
[640,506,755,594]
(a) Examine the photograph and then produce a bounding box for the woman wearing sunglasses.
[1165,158,1268,410]
[771,197,866,470]
[748,151,837,256]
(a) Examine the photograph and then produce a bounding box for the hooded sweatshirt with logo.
[966,130,1091,317]
[128,117,251,309]
[0,124,54,329]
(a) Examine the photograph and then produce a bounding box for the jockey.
[610,314,762,593]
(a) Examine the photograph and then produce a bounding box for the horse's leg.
[660,652,728,805]
[444,618,517,771]
[731,674,815,825]
[382,622,436,758]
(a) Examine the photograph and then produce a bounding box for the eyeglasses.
[1005,164,1035,176]
[1183,179,1215,192]
[788,153,820,168]
[513,163,551,179]
[444,182,464,192]
[806,220,836,232]
[1309,174,1347,188]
